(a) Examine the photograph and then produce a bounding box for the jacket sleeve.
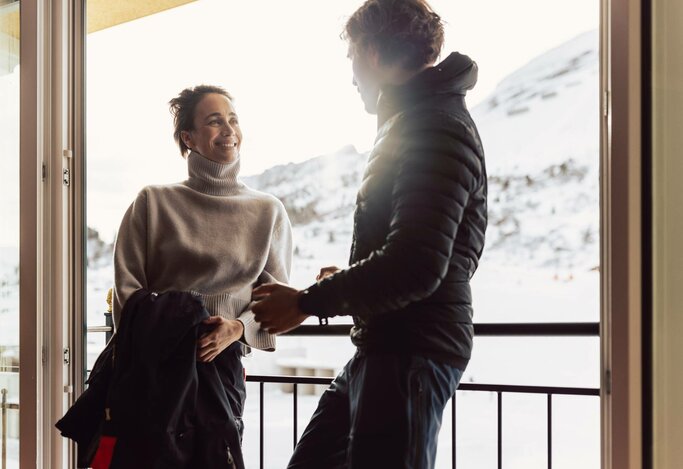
[238,202,293,350]
[113,190,149,329]
[299,117,482,319]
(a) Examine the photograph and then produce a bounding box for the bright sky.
[85,0,598,241]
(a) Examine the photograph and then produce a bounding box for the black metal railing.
[1,388,19,469]
[245,374,599,469]
[82,321,600,469]
[244,322,600,469]
[85,321,600,339]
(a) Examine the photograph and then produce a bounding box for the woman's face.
[181,93,242,164]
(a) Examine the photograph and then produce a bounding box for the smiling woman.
[170,86,242,164]
[106,84,293,467]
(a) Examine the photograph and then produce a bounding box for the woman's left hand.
[197,317,244,362]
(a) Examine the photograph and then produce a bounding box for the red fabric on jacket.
[91,436,117,469]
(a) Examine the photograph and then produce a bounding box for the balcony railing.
[244,322,600,469]
[54,321,600,469]
[88,319,600,340]
[246,374,599,469]
[1,389,18,469]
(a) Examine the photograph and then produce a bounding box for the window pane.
[0,1,20,467]
[85,1,600,467]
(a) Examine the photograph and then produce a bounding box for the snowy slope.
[242,30,600,274]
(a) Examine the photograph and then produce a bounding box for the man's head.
[343,0,444,113]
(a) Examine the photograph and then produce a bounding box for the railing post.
[2,388,7,469]
[452,393,457,469]
[104,311,113,343]
[497,392,502,469]
[259,382,264,469]
[293,383,298,449]
[105,288,114,343]
[547,394,552,469]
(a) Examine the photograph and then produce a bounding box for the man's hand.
[197,317,244,362]
[252,283,309,334]
[316,265,340,281]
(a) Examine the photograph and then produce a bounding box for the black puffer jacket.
[299,52,487,368]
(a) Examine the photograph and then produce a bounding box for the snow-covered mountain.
[243,30,600,273]
[244,144,366,226]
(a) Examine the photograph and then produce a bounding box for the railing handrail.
[245,374,599,396]
[86,321,600,337]
[284,322,600,337]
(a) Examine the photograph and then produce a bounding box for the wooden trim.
[19,0,39,466]
[601,0,644,467]
[651,0,683,466]
[86,0,196,33]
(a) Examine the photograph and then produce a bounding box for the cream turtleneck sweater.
[113,151,292,351]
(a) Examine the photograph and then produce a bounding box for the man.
[252,0,487,467]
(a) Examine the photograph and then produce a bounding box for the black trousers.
[213,341,247,442]
[189,341,247,469]
[288,351,463,469]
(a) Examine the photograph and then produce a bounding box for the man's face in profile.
[349,43,381,115]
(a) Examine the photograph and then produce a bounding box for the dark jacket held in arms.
[56,289,244,469]
[299,52,487,369]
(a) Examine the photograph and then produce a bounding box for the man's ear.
[180,130,193,150]
[366,44,381,68]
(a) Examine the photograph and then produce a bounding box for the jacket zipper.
[414,378,424,467]
[226,445,236,469]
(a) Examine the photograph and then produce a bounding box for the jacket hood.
[378,52,478,126]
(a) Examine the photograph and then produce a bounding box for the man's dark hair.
[343,0,444,71]
[169,85,233,157]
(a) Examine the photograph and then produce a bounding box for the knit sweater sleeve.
[261,206,293,284]
[113,190,149,329]
[237,203,293,350]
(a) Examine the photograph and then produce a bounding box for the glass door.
[0,1,21,467]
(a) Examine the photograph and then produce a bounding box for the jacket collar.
[377,52,478,127]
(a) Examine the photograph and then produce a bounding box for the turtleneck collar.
[377,52,478,127]
[183,150,244,196]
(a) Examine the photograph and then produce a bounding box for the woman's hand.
[316,265,340,281]
[197,317,244,362]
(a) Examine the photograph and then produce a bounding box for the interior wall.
[651,0,683,466]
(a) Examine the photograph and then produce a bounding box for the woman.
[112,84,292,454]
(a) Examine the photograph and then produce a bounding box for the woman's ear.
[180,130,193,150]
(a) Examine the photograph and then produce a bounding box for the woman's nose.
[221,123,234,135]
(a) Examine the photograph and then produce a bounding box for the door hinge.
[605,368,612,395]
[41,346,47,365]
[62,149,73,186]
[41,163,47,182]
[63,347,70,365]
